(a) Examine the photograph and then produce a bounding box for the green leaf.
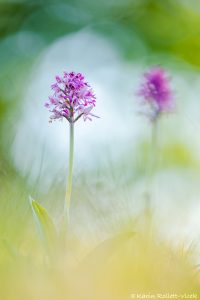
[29,197,57,249]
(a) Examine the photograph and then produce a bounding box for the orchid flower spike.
[45,71,98,123]
[137,67,174,121]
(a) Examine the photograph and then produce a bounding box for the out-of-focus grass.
[1,0,200,299]
[0,140,200,299]
[0,153,200,299]
[0,209,200,300]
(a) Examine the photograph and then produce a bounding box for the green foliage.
[1,0,200,298]
[29,197,57,250]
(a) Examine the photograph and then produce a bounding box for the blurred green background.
[1,0,200,258]
[2,1,200,299]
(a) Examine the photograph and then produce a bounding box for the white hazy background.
[12,29,200,251]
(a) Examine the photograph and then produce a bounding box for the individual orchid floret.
[137,67,174,121]
[45,71,98,123]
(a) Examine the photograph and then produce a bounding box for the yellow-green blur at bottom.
[0,208,199,300]
[2,0,200,299]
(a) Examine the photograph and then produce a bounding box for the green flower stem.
[65,122,74,222]
[150,119,158,175]
[145,119,158,214]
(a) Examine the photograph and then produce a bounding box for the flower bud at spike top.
[137,67,174,121]
[45,71,98,123]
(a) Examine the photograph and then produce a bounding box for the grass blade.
[29,197,57,249]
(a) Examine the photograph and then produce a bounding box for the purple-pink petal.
[137,67,174,120]
[45,71,98,123]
